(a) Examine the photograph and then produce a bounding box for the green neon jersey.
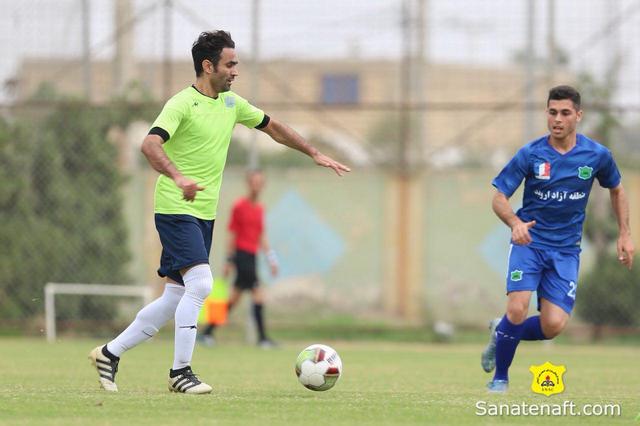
[150,86,265,219]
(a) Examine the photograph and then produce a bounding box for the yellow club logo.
[529,361,566,396]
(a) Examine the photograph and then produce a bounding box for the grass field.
[1,338,638,425]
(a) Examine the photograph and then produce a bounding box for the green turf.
[1,338,638,425]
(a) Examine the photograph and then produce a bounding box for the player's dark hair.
[547,85,581,110]
[192,31,235,76]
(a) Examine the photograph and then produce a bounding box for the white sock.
[173,264,212,370]
[106,284,184,357]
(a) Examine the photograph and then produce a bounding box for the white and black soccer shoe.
[88,345,119,392]
[481,318,502,373]
[168,366,212,394]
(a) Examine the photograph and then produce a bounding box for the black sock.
[169,366,191,377]
[102,345,119,361]
[253,303,267,341]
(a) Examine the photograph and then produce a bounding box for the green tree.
[577,255,640,334]
[0,117,52,321]
[577,63,638,333]
[0,100,153,332]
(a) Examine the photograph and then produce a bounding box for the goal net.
[44,283,153,342]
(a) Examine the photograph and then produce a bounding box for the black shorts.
[233,249,259,290]
[155,214,214,285]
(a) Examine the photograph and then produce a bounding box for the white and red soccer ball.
[295,344,342,391]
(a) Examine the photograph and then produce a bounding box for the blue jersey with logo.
[492,134,621,251]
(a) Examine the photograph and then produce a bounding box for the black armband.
[255,114,270,129]
[148,127,170,142]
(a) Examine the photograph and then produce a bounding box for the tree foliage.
[577,65,636,330]
[0,100,152,328]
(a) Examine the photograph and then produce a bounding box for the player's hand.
[223,261,233,279]
[617,233,634,269]
[312,152,351,176]
[175,176,205,202]
[511,220,536,245]
[269,262,279,277]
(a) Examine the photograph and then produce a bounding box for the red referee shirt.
[228,197,264,254]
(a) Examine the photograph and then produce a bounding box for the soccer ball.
[295,344,342,391]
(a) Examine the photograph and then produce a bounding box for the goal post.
[44,282,154,342]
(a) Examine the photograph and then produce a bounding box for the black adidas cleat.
[168,366,212,394]
[88,345,119,392]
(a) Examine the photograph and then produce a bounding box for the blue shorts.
[154,214,214,285]
[506,244,580,314]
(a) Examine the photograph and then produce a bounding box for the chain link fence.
[1,0,640,340]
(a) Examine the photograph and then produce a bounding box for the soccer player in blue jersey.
[482,85,634,392]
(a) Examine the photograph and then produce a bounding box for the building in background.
[15,57,556,166]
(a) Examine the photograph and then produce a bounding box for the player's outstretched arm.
[492,191,535,245]
[140,134,204,201]
[609,184,634,269]
[258,118,351,176]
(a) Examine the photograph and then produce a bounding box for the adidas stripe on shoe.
[168,366,212,394]
[88,345,119,392]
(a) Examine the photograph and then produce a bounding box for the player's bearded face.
[211,48,238,93]
[546,99,582,140]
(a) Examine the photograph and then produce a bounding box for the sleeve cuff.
[492,182,514,197]
[148,127,170,142]
[255,114,270,129]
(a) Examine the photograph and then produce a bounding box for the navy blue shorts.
[154,214,214,285]
[506,244,580,314]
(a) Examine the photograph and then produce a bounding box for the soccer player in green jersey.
[89,30,350,394]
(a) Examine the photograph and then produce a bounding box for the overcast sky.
[1,0,639,105]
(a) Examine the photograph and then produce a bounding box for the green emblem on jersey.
[510,270,523,281]
[578,166,593,180]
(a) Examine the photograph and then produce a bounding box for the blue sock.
[520,315,548,341]
[493,315,524,382]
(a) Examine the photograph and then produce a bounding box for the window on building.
[321,74,359,105]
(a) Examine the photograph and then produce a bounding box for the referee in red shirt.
[200,170,278,347]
